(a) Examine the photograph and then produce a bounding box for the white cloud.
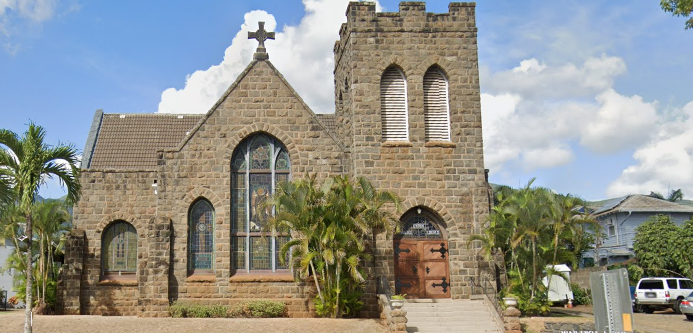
[606,101,693,197]
[158,0,378,114]
[484,55,626,99]
[482,55,662,174]
[522,145,574,171]
[0,0,57,36]
[0,0,72,54]
[579,89,658,153]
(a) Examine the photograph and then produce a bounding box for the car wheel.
[686,314,693,321]
[634,304,645,313]
[675,298,683,314]
[643,306,655,314]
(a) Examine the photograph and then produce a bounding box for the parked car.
[680,291,693,320]
[635,277,693,314]
[630,285,645,313]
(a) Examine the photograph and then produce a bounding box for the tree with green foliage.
[633,214,693,277]
[545,194,598,295]
[661,0,693,29]
[0,123,81,333]
[649,188,684,202]
[264,175,400,318]
[469,179,600,315]
[33,200,71,308]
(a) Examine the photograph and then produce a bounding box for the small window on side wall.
[101,220,137,280]
[189,199,215,275]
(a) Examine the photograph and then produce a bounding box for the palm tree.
[545,194,597,293]
[0,123,81,333]
[649,189,684,202]
[33,200,71,307]
[265,175,399,318]
[506,179,552,299]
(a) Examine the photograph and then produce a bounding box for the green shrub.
[169,300,287,318]
[571,283,592,306]
[168,301,227,318]
[228,300,287,318]
[517,293,551,316]
[243,300,287,318]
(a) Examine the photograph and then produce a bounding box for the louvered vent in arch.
[424,67,451,141]
[380,67,409,142]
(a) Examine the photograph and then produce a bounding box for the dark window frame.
[188,199,215,276]
[231,134,291,274]
[101,220,137,281]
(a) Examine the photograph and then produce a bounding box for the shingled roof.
[84,112,203,170]
[593,194,693,216]
[314,114,337,133]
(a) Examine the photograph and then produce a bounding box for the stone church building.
[58,1,492,318]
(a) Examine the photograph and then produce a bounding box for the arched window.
[424,66,451,141]
[396,207,446,240]
[231,134,290,273]
[102,221,137,280]
[380,66,409,142]
[189,199,215,274]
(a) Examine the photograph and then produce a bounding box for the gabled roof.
[83,112,203,170]
[315,114,337,133]
[166,58,345,154]
[593,194,693,216]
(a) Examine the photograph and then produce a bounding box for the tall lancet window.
[423,66,451,141]
[380,66,409,142]
[189,199,215,274]
[231,134,290,273]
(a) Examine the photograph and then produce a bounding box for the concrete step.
[404,299,503,333]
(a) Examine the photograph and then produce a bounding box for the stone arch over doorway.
[394,206,451,299]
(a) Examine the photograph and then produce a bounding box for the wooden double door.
[394,240,451,298]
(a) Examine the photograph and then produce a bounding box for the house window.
[189,199,215,274]
[423,66,451,142]
[231,134,290,273]
[606,219,616,237]
[380,66,409,142]
[102,220,137,279]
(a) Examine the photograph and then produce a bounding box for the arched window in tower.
[424,66,451,141]
[380,66,409,142]
[102,220,137,280]
[189,199,215,274]
[231,134,290,273]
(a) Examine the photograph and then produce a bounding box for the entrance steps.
[403,299,504,333]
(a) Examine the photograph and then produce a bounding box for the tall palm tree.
[506,179,553,299]
[545,194,597,293]
[265,175,399,318]
[0,123,81,333]
[33,200,71,307]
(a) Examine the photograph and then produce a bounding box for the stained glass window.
[398,208,444,239]
[102,221,137,277]
[189,200,214,273]
[231,134,291,273]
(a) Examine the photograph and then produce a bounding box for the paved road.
[0,310,389,333]
[554,306,691,333]
[633,310,692,333]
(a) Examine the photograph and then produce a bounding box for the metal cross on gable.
[248,21,275,59]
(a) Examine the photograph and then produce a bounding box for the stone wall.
[57,229,85,315]
[571,266,606,290]
[334,1,488,300]
[67,170,158,315]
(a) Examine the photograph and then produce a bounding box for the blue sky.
[1,0,692,201]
